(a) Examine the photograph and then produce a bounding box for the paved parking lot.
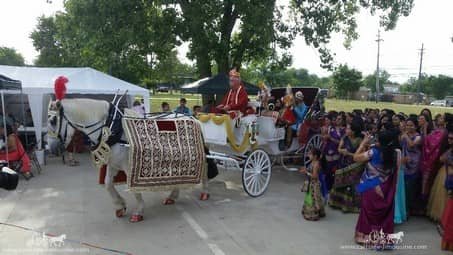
[0,154,446,255]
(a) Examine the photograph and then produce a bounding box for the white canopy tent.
[0,65,150,152]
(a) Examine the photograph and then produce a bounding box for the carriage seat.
[256,116,285,141]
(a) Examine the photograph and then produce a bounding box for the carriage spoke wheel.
[303,134,323,169]
[280,147,304,171]
[242,149,271,197]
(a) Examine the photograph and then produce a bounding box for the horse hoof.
[115,207,127,218]
[129,214,143,223]
[200,193,210,201]
[162,198,175,205]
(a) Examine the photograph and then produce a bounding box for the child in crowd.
[300,148,325,221]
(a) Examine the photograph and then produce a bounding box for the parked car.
[430,99,447,107]
[156,86,170,92]
[446,97,453,107]
[319,89,329,97]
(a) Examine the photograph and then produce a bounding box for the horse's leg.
[105,165,127,218]
[163,188,179,205]
[200,163,209,201]
[129,192,145,223]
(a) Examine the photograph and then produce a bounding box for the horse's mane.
[61,98,110,125]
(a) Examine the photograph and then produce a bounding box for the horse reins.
[55,106,106,148]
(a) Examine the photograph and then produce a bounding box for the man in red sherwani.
[216,68,249,114]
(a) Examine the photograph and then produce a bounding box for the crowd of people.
[136,69,453,251]
[151,68,453,250]
[298,107,453,250]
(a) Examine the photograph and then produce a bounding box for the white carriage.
[200,87,324,197]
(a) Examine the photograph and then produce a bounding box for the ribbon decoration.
[197,113,258,153]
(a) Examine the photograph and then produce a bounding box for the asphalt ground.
[0,153,445,255]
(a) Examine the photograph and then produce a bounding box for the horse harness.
[54,103,126,152]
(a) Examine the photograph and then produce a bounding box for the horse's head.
[47,98,110,154]
[47,100,74,155]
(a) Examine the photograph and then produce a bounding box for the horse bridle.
[50,103,106,149]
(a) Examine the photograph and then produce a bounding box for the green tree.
[399,74,453,98]
[30,16,67,67]
[161,0,413,77]
[332,64,363,99]
[315,76,333,89]
[430,75,453,99]
[0,47,25,66]
[363,70,390,93]
[399,77,418,93]
[146,50,196,93]
[31,0,178,84]
[33,0,414,86]
[241,65,321,88]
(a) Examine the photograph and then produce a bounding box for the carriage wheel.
[242,149,272,197]
[280,147,304,171]
[303,134,323,169]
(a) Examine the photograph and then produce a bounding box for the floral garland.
[197,113,258,153]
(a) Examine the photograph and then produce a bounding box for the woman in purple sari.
[420,114,447,203]
[353,130,399,246]
[401,117,423,215]
[323,114,345,191]
[330,119,364,213]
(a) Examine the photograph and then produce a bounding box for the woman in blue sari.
[394,117,407,224]
[353,129,399,247]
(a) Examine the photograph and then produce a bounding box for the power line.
[385,66,453,70]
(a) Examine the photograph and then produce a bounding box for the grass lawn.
[148,92,453,115]
[149,92,202,111]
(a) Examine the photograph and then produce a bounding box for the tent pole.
[20,89,28,148]
[1,91,9,163]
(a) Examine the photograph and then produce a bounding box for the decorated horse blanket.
[122,117,205,192]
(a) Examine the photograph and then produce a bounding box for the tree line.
[332,64,453,100]
[14,1,453,98]
[24,0,413,84]
[2,44,452,99]
[2,40,452,100]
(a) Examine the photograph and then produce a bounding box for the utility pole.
[417,43,424,104]
[375,30,383,103]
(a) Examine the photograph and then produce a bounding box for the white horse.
[47,98,209,222]
[387,231,404,244]
[48,234,66,248]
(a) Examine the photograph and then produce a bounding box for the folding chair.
[17,133,42,175]
[24,142,42,174]
[5,134,40,180]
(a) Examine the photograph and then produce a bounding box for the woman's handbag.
[301,177,310,192]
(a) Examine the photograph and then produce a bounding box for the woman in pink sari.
[353,129,399,247]
[420,114,447,203]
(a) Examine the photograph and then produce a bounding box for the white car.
[430,99,447,107]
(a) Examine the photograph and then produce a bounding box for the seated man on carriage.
[293,91,309,132]
[216,68,249,116]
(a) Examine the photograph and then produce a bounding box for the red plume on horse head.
[54,76,68,100]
